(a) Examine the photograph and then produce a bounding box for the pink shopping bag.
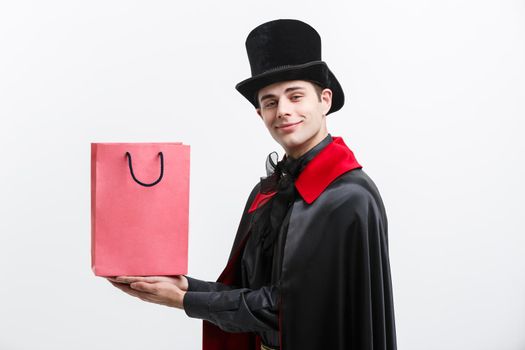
[91,142,190,277]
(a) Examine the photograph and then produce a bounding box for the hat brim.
[235,61,345,115]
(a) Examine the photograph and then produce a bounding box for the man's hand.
[106,275,188,309]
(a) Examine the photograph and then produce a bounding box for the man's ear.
[321,88,333,116]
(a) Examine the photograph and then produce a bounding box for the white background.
[1,1,524,349]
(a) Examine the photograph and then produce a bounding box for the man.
[108,19,397,350]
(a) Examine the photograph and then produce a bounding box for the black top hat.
[235,19,345,115]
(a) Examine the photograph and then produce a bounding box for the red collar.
[248,136,362,212]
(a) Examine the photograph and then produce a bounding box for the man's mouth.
[276,121,303,129]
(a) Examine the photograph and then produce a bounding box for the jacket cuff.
[183,291,211,319]
[184,275,211,292]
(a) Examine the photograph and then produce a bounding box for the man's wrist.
[180,275,189,291]
[178,290,187,309]
[184,275,212,292]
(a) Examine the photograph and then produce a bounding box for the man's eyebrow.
[259,86,306,102]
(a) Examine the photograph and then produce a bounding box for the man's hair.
[310,81,324,102]
[256,80,324,108]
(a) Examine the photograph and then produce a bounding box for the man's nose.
[276,96,292,118]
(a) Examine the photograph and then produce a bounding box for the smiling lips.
[276,120,303,131]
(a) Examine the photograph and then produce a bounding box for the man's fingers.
[115,276,146,284]
[143,276,172,283]
[130,282,158,294]
[109,281,155,301]
[109,280,179,308]
[110,279,164,296]
[113,276,178,285]
[114,276,167,283]
[109,280,134,293]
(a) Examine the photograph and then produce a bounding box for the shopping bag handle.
[125,151,164,187]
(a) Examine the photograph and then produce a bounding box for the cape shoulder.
[321,168,389,247]
[332,168,387,220]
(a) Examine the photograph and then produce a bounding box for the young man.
[108,19,397,350]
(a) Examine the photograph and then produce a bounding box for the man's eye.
[291,95,302,100]
[264,101,276,108]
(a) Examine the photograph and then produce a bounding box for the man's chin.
[279,136,309,155]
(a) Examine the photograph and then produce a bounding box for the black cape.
[201,136,397,350]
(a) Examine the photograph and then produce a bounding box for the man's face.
[256,80,332,158]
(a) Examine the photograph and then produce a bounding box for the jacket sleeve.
[183,275,238,292]
[182,284,279,333]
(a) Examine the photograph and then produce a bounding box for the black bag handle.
[125,151,164,187]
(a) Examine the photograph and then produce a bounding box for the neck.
[285,130,329,159]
